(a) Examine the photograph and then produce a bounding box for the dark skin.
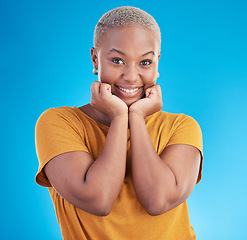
[44,26,201,216]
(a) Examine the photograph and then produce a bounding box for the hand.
[129,85,163,118]
[90,81,128,121]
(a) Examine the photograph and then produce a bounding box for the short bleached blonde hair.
[94,6,161,48]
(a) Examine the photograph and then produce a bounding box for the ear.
[156,54,160,79]
[158,53,161,62]
[91,47,98,69]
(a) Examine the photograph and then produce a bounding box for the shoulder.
[147,110,202,146]
[147,110,200,128]
[37,106,79,121]
[36,106,87,129]
[159,111,203,153]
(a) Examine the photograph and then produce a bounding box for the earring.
[157,72,160,78]
[93,68,98,75]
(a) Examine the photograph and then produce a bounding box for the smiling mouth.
[116,85,142,93]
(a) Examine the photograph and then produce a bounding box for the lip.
[115,84,143,97]
[115,84,143,90]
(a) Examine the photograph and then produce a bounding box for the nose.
[122,64,140,83]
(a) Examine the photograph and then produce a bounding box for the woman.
[35,6,203,239]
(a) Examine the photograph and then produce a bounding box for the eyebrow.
[107,49,155,56]
[142,51,155,56]
[108,49,125,55]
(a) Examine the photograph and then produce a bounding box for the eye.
[112,58,124,65]
[140,59,152,66]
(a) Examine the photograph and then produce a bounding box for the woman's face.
[91,26,160,106]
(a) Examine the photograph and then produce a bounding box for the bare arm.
[45,82,128,216]
[129,85,201,216]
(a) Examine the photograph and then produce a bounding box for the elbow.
[144,195,179,216]
[74,191,114,216]
[93,206,111,217]
[89,194,115,217]
[78,200,112,217]
[94,201,112,216]
[145,203,168,216]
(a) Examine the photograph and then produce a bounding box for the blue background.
[1,0,246,239]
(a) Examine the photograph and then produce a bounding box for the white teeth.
[118,86,139,93]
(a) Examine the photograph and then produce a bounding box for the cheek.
[143,69,158,85]
[98,59,121,83]
[98,67,119,84]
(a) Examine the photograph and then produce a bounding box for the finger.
[145,85,157,98]
[145,88,152,98]
[91,81,100,94]
[99,83,111,96]
[149,85,161,98]
[155,84,163,107]
[90,82,101,107]
[155,84,162,98]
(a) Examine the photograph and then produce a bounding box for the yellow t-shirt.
[35,106,203,240]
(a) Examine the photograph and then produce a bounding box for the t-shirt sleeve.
[35,108,89,187]
[166,115,203,183]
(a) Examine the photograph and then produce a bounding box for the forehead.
[98,26,160,53]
